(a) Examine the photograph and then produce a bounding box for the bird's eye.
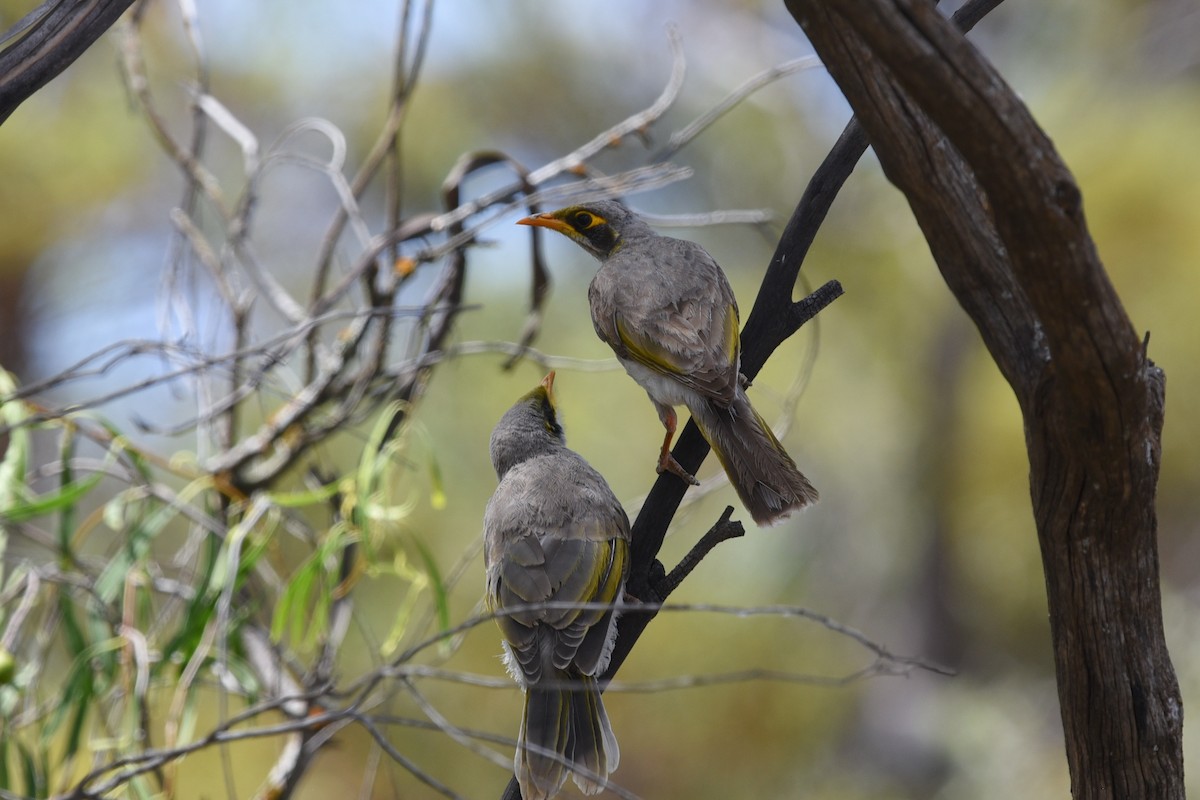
[573,211,595,229]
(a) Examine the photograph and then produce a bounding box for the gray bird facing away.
[518,201,818,526]
[484,372,630,800]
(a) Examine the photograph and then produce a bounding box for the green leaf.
[177,686,200,748]
[291,567,322,649]
[427,448,447,511]
[353,401,409,536]
[42,656,91,745]
[57,425,77,556]
[266,480,340,509]
[0,647,15,685]
[0,369,30,520]
[58,589,89,659]
[93,417,153,485]
[63,691,89,763]
[210,501,273,595]
[96,477,210,603]
[0,472,103,525]
[236,523,272,582]
[160,534,220,670]
[410,536,450,634]
[0,735,9,795]
[310,589,330,646]
[129,773,156,800]
[42,636,122,752]
[270,525,347,653]
[380,562,424,655]
[16,736,43,797]
[272,555,317,645]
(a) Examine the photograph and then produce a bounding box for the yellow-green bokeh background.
[2,1,1198,798]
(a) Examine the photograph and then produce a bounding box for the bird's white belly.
[619,357,695,408]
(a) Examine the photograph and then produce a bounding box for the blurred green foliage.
[1,1,1198,798]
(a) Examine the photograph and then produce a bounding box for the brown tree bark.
[784,1,1183,797]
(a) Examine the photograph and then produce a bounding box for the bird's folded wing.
[490,522,628,682]
[613,300,740,405]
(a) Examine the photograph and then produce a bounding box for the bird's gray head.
[489,372,567,479]
[517,200,655,260]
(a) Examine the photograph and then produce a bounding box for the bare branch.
[0,0,137,125]
[655,506,744,598]
[655,55,825,162]
[526,25,686,185]
[352,712,468,800]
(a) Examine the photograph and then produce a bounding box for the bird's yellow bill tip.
[517,212,570,234]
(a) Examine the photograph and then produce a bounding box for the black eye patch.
[540,397,563,437]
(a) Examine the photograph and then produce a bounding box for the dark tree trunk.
[784,1,1183,797]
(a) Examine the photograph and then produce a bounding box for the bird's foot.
[657,454,700,486]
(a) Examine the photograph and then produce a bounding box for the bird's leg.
[654,403,700,486]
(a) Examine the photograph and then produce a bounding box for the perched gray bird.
[484,372,629,800]
[518,201,818,526]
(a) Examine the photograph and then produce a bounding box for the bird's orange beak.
[517,212,571,235]
[540,370,556,396]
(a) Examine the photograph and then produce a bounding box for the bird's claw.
[657,454,700,486]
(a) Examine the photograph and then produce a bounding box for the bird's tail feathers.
[517,673,618,799]
[692,390,818,526]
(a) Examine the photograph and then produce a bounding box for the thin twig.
[352,712,467,800]
[655,506,745,598]
[655,55,825,162]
